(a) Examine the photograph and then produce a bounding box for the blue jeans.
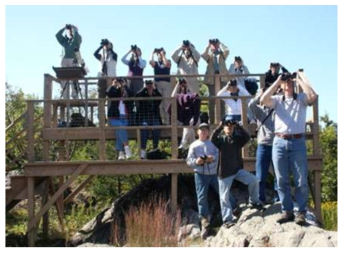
[256,144,279,203]
[140,117,161,150]
[272,136,308,213]
[218,170,259,222]
[109,116,129,152]
[195,173,236,220]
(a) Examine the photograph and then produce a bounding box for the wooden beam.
[171,174,178,211]
[64,175,95,204]
[312,97,320,156]
[27,177,36,247]
[27,164,87,231]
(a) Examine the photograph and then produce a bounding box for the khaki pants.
[156,81,173,125]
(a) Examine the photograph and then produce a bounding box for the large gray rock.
[206,203,337,247]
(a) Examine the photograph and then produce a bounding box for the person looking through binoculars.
[201,38,230,122]
[122,45,146,95]
[56,24,82,99]
[149,47,172,125]
[171,40,200,93]
[94,39,118,98]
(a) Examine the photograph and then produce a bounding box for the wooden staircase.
[6,111,43,213]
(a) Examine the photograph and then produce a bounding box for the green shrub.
[322,201,338,231]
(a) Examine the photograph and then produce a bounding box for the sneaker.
[295,211,307,226]
[118,151,125,160]
[140,149,146,159]
[124,146,132,159]
[277,211,295,224]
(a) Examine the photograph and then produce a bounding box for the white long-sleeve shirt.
[217,84,250,115]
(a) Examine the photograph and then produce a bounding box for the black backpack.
[147,148,169,160]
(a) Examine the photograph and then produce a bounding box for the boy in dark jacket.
[211,120,262,227]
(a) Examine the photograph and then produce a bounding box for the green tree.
[320,114,338,202]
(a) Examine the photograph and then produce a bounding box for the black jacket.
[136,87,162,122]
[211,124,250,179]
[106,85,134,118]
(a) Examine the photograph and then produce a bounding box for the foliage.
[322,201,338,231]
[320,114,338,202]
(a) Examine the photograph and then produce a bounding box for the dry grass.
[114,197,181,247]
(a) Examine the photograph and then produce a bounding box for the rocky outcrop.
[71,174,337,247]
[205,203,337,247]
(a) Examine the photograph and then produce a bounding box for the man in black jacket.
[211,120,262,227]
[136,80,162,159]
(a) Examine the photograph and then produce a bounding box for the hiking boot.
[277,211,295,224]
[124,145,132,159]
[222,221,235,229]
[140,149,146,160]
[200,226,209,240]
[249,202,264,211]
[295,211,307,226]
[118,151,125,160]
[233,205,242,218]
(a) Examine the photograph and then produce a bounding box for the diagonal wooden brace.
[27,164,87,232]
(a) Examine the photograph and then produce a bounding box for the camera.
[209,38,219,44]
[178,78,187,85]
[154,47,164,53]
[199,155,210,165]
[101,39,109,46]
[65,24,72,30]
[182,40,190,47]
[131,44,138,51]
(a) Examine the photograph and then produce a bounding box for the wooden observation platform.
[5,73,323,247]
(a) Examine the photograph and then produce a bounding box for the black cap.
[198,123,209,130]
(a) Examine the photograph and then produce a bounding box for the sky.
[5,5,338,122]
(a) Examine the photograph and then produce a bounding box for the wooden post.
[27,101,35,163]
[171,173,178,211]
[98,99,106,160]
[170,97,178,159]
[43,74,53,162]
[241,98,249,157]
[312,97,320,155]
[259,74,265,89]
[137,129,141,159]
[41,179,50,240]
[27,177,36,247]
[84,79,88,127]
[314,171,323,224]
[214,75,221,124]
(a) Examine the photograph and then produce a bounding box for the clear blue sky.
[5,5,337,122]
